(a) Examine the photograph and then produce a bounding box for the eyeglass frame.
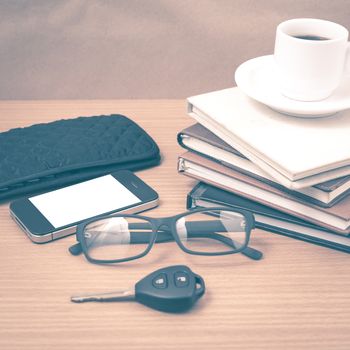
[69,207,262,264]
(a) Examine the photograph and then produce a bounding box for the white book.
[187,87,350,189]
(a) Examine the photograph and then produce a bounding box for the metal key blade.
[71,288,135,303]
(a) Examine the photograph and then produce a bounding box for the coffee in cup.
[274,18,350,101]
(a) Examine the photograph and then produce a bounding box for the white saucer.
[234,55,350,118]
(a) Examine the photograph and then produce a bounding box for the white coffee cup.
[274,18,350,101]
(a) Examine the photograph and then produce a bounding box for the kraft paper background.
[1,0,349,99]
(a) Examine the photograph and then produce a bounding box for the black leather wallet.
[0,114,160,202]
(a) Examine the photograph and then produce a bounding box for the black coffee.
[293,34,330,41]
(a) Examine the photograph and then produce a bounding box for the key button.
[152,273,168,289]
[174,271,189,287]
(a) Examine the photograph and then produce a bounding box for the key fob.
[135,265,205,313]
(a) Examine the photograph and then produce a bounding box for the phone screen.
[29,175,141,228]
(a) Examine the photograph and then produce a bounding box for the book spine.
[186,183,204,209]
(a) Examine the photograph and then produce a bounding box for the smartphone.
[10,170,159,243]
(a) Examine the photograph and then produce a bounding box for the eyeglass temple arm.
[69,221,262,260]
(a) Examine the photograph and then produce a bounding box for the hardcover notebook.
[187,87,350,189]
[178,151,350,235]
[177,123,350,207]
[187,183,350,253]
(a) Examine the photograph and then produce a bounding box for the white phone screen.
[29,175,141,228]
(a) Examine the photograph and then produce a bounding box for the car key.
[71,265,205,312]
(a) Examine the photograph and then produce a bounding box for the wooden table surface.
[0,100,349,350]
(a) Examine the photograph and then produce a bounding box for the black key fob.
[135,265,205,313]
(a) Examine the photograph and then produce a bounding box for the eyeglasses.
[69,207,263,264]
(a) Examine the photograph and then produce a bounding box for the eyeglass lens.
[83,217,154,261]
[175,209,248,253]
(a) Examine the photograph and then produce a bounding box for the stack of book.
[177,87,350,253]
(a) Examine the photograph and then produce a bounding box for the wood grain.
[0,100,349,350]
